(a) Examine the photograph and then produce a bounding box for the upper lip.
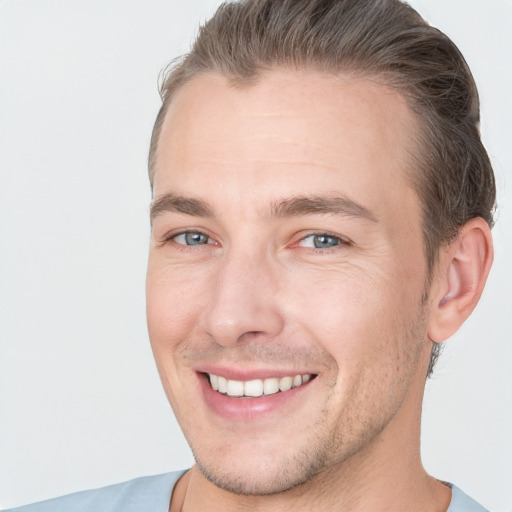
[194,365,316,381]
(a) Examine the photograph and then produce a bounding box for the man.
[5,0,496,510]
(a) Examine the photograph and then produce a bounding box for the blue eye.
[174,232,211,246]
[299,234,343,249]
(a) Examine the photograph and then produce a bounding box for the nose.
[201,249,285,347]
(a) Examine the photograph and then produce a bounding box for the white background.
[0,1,510,510]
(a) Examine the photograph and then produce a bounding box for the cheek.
[146,261,207,357]
[284,261,422,367]
[288,265,427,428]
[146,264,209,409]
[145,264,206,410]
[287,263,391,329]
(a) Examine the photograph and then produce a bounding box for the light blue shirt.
[2,471,490,511]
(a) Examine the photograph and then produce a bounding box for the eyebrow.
[150,192,378,223]
[150,193,214,222]
[270,195,379,222]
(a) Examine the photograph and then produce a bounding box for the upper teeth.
[208,373,312,398]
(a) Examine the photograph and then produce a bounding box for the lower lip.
[198,373,314,422]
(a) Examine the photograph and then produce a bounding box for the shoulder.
[2,471,186,512]
[447,484,491,512]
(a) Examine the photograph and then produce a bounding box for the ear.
[428,217,493,343]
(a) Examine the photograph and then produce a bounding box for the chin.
[191,441,332,496]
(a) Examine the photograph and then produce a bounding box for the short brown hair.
[148,0,496,375]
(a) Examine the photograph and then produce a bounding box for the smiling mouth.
[206,373,315,398]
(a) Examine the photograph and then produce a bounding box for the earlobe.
[428,218,493,343]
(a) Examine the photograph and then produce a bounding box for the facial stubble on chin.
[179,300,429,497]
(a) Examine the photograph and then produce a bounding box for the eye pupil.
[313,235,339,248]
[185,232,208,245]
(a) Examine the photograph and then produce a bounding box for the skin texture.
[146,70,491,511]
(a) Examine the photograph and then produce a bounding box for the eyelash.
[160,230,216,251]
[161,229,351,254]
[294,231,350,254]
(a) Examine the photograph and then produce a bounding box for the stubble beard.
[180,304,429,497]
[189,391,398,497]
[193,438,333,496]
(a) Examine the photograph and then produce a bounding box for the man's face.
[146,70,433,494]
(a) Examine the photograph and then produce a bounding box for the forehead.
[153,69,420,220]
